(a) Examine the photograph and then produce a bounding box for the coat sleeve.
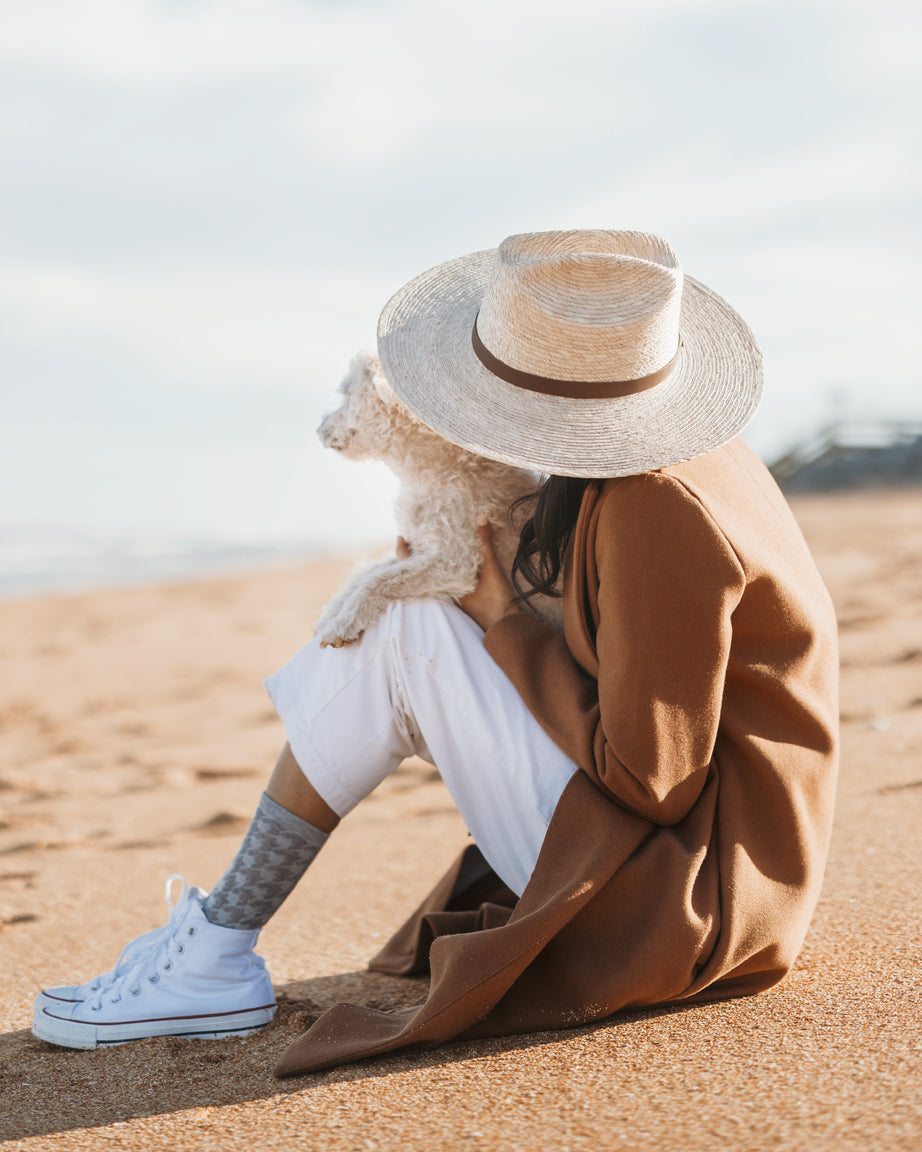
[483,473,746,826]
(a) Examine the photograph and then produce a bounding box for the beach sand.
[1,491,920,1150]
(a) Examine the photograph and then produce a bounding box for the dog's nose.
[317,418,352,451]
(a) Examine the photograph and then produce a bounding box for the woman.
[33,231,839,1077]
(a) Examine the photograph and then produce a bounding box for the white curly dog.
[315,352,562,647]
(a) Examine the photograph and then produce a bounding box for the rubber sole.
[32,1003,277,1049]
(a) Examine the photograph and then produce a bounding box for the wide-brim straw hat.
[376,229,763,477]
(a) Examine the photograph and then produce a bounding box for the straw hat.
[376,230,763,477]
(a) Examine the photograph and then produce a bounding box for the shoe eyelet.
[175,943,184,955]
[162,961,173,972]
[148,974,160,984]
[91,1004,101,1012]
[187,926,197,937]
[130,986,142,997]
[112,995,121,1004]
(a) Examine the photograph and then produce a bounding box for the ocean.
[0,528,333,600]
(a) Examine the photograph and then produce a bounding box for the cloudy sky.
[2,0,920,552]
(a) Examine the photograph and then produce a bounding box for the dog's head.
[318,352,419,464]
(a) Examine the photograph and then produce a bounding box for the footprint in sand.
[189,812,250,836]
[251,708,279,727]
[106,839,170,851]
[838,709,875,724]
[0,869,37,885]
[0,913,39,930]
[114,718,150,738]
[836,611,886,631]
[50,738,83,756]
[875,779,922,796]
[193,767,259,782]
[0,840,43,857]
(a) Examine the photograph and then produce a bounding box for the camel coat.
[274,438,839,1077]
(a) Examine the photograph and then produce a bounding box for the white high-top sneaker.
[32,877,276,1049]
[36,874,193,1012]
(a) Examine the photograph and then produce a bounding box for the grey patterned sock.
[202,791,329,930]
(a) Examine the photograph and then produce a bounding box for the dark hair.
[511,476,590,601]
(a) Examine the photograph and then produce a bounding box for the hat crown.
[477,230,683,383]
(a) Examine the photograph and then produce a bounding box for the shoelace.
[86,874,198,1011]
[79,874,189,996]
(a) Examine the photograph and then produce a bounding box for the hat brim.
[377,247,763,477]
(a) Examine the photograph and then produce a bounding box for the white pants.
[264,599,578,896]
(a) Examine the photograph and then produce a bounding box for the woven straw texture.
[377,232,763,477]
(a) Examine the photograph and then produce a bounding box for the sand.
[1,490,920,1150]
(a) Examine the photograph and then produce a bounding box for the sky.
[2,0,920,554]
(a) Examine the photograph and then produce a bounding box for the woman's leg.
[266,745,340,832]
[198,750,336,931]
[34,598,578,1048]
[201,596,579,935]
[263,598,579,897]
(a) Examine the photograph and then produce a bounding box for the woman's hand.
[458,519,521,632]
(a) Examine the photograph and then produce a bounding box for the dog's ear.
[368,359,402,407]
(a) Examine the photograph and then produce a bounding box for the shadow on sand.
[2,969,676,1142]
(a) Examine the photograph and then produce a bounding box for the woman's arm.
[483,473,746,826]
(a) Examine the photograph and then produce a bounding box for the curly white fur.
[315,352,562,647]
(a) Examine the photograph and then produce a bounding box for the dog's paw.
[315,611,369,649]
[318,631,363,649]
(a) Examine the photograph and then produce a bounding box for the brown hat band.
[472,314,680,399]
